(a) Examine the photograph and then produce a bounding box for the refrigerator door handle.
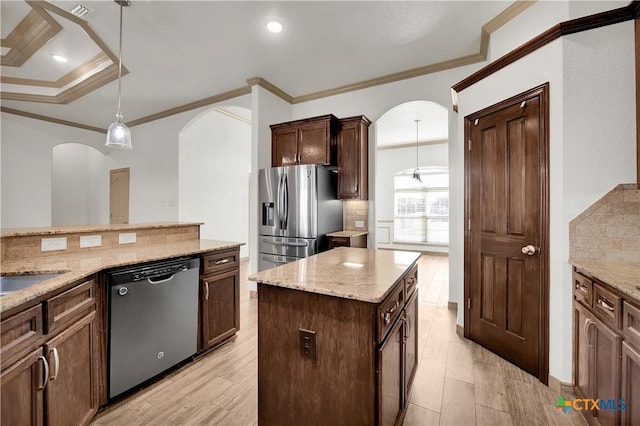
[283,173,289,230]
[261,239,308,247]
[277,173,285,229]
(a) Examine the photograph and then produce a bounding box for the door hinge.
[468,219,471,230]
[468,298,472,310]
[468,139,472,151]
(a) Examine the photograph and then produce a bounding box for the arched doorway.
[374,100,449,253]
[178,106,252,258]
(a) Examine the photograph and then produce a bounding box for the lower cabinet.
[200,269,240,350]
[1,279,97,426]
[622,342,640,426]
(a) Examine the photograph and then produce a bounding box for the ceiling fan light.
[106,113,132,149]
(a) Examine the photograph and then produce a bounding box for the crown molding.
[1,8,62,67]
[1,106,105,133]
[377,140,449,151]
[247,77,293,103]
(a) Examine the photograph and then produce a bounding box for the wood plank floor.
[92,254,585,426]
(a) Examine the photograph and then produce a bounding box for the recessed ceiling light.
[51,54,68,63]
[266,20,284,33]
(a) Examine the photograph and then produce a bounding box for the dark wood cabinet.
[378,315,403,426]
[572,268,633,426]
[404,289,419,398]
[327,233,367,249]
[199,249,240,351]
[270,114,340,167]
[0,278,97,426]
[337,116,370,199]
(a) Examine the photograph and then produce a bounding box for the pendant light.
[412,119,421,183]
[105,0,132,149]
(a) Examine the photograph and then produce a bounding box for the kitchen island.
[249,247,420,426]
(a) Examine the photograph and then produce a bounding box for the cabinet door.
[298,121,330,165]
[201,269,240,350]
[1,348,45,426]
[592,316,622,426]
[378,317,403,426]
[272,127,298,167]
[337,121,361,199]
[44,311,97,426]
[404,290,418,399]
[573,302,593,399]
[622,341,640,426]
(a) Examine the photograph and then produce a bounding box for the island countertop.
[249,247,421,303]
[0,239,242,314]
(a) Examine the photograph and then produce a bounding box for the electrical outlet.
[299,329,316,361]
[119,232,136,244]
[80,235,102,248]
[355,220,365,228]
[41,237,67,252]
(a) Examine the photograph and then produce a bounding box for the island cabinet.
[337,115,371,200]
[270,114,341,167]
[253,248,420,426]
[1,277,97,426]
[199,248,240,351]
[572,267,640,426]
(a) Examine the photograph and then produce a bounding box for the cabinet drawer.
[377,282,404,343]
[44,279,95,335]
[201,250,239,276]
[593,283,621,330]
[404,265,418,299]
[1,304,43,370]
[623,301,640,349]
[573,271,593,307]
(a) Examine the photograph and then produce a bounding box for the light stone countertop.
[0,221,203,237]
[249,247,420,303]
[571,259,640,301]
[0,239,242,314]
[326,230,368,238]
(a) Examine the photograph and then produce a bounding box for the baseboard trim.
[447,301,457,311]
[250,290,258,299]
[456,324,464,338]
[548,375,575,397]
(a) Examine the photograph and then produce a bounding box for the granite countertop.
[249,247,420,303]
[326,230,368,238]
[0,221,203,238]
[0,239,242,314]
[571,259,640,301]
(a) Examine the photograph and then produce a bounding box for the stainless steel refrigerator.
[259,164,343,271]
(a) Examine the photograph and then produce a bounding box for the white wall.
[454,20,636,382]
[179,108,251,258]
[52,143,110,225]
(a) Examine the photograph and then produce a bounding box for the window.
[394,168,449,244]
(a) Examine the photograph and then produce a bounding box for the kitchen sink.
[0,273,65,296]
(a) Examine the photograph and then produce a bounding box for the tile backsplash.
[344,200,369,231]
[569,183,640,263]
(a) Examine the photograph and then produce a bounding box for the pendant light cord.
[415,119,420,169]
[117,1,123,115]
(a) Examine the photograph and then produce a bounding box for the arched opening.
[375,100,449,253]
[52,143,110,225]
[178,106,252,259]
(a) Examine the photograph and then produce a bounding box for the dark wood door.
[573,302,593,399]
[592,317,621,426]
[465,84,549,380]
[298,121,330,165]
[44,311,96,426]
[404,290,418,399]
[201,270,240,350]
[1,348,45,426]
[378,317,403,426]
[622,341,640,426]
[272,127,298,167]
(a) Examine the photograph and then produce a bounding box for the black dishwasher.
[107,257,199,399]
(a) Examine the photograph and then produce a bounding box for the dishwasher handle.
[147,273,176,285]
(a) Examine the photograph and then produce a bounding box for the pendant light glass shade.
[105,0,132,149]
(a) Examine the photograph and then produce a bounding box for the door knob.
[521,245,537,256]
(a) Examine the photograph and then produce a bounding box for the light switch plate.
[119,232,136,244]
[80,235,102,248]
[355,220,365,228]
[41,237,67,252]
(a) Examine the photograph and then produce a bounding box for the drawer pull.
[575,283,589,293]
[50,348,60,381]
[598,297,615,312]
[214,259,230,266]
[382,301,401,325]
[38,356,49,390]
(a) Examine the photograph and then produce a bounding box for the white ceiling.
[1,0,515,131]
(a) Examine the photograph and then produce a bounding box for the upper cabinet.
[338,115,371,200]
[270,114,340,167]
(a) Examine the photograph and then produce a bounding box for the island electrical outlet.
[299,329,316,361]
